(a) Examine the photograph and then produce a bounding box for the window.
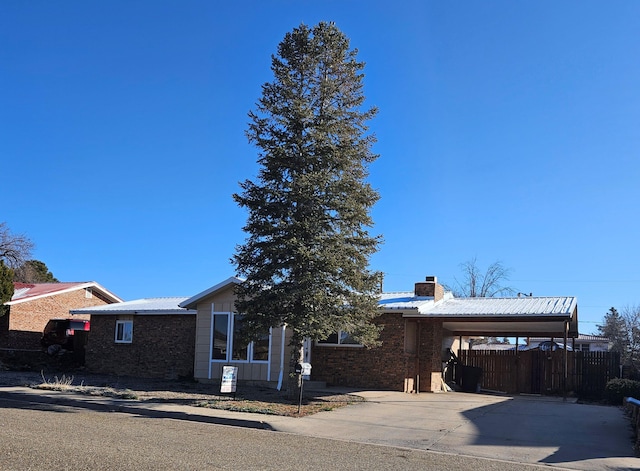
[211,311,269,363]
[317,330,362,346]
[405,321,417,354]
[115,320,133,343]
[212,313,229,360]
[252,332,270,361]
[85,287,93,299]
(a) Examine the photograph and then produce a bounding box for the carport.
[406,296,579,395]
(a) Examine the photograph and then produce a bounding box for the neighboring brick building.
[71,298,197,380]
[1,282,122,349]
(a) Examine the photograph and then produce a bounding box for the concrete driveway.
[266,390,639,471]
[0,381,636,470]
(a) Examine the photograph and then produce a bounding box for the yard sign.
[220,366,238,393]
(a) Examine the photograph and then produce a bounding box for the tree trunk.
[286,341,304,401]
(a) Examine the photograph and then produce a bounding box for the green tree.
[598,307,628,358]
[446,257,515,297]
[13,260,58,283]
[232,22,382,395]
[0,260,14,317]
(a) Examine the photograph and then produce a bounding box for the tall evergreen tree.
[13,260,58,283]
[598,307,628,359]
[0,260,14,318]
[232,22,382,393]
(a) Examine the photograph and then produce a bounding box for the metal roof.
[419,296,577,317]
[379,293,578,337]
[377,291,436,311]
[70,297,196,315]
[529,333,609,342]
[377,293,576,318]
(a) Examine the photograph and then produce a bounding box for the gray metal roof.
[70,297,196,315]
[377,291,436,311]
[378,292,576,318]
[420,296,577,317]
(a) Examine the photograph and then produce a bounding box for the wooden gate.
[574,351,620,398]
[457,349,619,396]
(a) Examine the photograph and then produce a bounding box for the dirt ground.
[0,367,363,417]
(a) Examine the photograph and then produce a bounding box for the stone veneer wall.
[86,314,196,380]
[311,314,444,392]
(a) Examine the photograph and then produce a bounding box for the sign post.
[295,362,312,414]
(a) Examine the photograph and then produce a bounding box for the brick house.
[181,275,577,392]
[1,282,122,349]
[69,275,578,391]
[70,298,197,379]
[311,276,578,393]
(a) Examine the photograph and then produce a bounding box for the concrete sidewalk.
[0,386,637,470]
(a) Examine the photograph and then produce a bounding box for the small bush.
[604,378,640,405]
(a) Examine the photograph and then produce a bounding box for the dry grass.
[24,371,363,416]
[33,371,139,399]
[194,391,364,417]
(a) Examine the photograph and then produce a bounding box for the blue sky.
[2,1,639,334]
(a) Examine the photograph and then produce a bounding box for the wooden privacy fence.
[457,349,620,397]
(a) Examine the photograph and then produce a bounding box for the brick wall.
[418,318,444,392]
[311,313,444,392]
[86,314,196,380]
[0,287,106,349]
[6,288,104,332]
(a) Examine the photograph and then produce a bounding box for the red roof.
[8,282,123,304]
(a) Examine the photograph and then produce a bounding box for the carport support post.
[515,336,520,393]
[416,321,421,393]
[563,321,569,401]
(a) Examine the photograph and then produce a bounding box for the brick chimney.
[414,276,444,302]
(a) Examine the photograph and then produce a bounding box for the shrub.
[604,378,640,405]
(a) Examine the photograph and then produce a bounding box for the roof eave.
[6,282,123,305]
[74,310,196,316]
[179,276,243,309]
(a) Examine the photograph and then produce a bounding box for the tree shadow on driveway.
[459,395,637,466]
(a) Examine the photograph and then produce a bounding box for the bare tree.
[0,222,34,268]
[446,257,515,297]
[622,305,640,372]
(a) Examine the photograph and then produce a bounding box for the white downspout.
[267,327,273,382]
[277,324,286,391]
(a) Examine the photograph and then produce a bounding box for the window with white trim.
[115,320,133,343]
[211,311,269,363]
[317,330,362,346]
